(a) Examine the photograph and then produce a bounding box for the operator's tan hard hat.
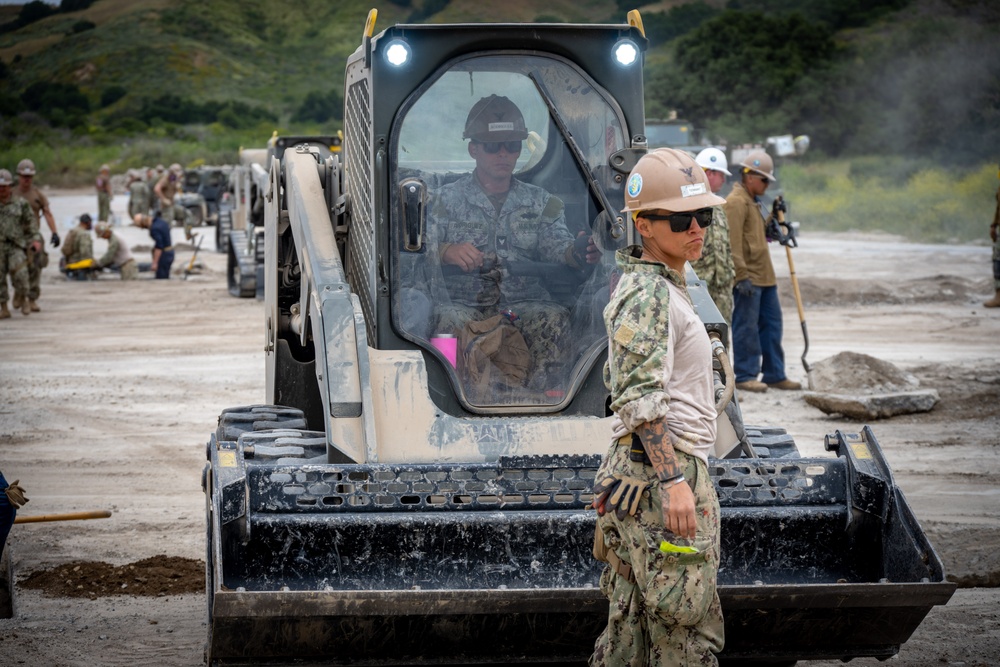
[622,148,726,213]
[738,151,777,182]
[463,95,529,142]
[0,169,12,185]
[99,163,110,173]
[16,159,36,176]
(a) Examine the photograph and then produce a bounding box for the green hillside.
[0,0,998,242]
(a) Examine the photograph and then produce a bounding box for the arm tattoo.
[636,420,683,483]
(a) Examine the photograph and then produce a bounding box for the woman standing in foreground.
[591,148,726,666]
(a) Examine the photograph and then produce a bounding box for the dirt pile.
[20,557,203,599]
[808,351,920,393]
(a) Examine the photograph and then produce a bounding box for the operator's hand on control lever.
[572,231,601,265]
[442,242,484,272]
[661,479,696,540]
[50,232,60,248]
[735,278,753,298]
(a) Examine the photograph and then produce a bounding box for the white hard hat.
[695,147,731,176]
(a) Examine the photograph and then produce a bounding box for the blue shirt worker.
[134,212,174,279]
[591,148,725,666]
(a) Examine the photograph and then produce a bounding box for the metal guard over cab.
[204,15,954,666]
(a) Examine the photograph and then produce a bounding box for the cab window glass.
[393,54,628,412]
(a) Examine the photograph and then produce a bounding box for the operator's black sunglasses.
[641,208,714,232]
[478,140,522,154]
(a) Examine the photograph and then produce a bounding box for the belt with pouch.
[618,432,652,466]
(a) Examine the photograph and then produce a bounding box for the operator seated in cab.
[427,94,601,391]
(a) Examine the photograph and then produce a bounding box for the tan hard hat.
[0,169,12,185]
[17,158,36,176]
[622,148,726,213]
[463,95,528,142]
[738,151,777,182]
[170,163,183,173]
[95,222,110,236]
[99,163,110,173]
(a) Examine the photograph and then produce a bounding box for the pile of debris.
[803,351,939,419]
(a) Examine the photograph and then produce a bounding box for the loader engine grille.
[344,75,376,346]
[247,455,602,513]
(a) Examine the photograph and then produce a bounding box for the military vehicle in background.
[645,116,810,201]
[202,9,954,666]
[644,112,705,156]
[222,136,340,297]
[176,165,232,229]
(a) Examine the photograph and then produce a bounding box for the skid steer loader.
[203,10,954,665]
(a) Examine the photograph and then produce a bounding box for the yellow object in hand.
[659,540,699,554]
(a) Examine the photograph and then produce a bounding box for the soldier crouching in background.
[95,222,138,280]
[61,213,100,280]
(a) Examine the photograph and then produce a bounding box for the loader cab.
[390,53,633,413]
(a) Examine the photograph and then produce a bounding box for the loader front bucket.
[204,424,954,665]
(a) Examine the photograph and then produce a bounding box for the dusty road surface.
[1,192,999,666]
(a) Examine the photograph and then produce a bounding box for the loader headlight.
[613,39,639,66]
[384,39,411,67]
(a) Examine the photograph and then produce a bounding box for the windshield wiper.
[528,72,625,240]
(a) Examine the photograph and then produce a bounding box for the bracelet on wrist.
[658,474,685,486]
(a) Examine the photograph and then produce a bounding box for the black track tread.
[216,404,307,443]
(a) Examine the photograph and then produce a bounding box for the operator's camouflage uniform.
[591,247,723,667]
[689,205,734,325]
[17,184,50,303]
[0,196,34,305]
[428,174,579,384]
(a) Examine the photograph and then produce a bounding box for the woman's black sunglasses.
[641,208,714,232]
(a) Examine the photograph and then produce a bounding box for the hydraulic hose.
[710,333,735,416]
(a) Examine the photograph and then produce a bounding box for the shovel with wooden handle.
[771,196,810,377]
